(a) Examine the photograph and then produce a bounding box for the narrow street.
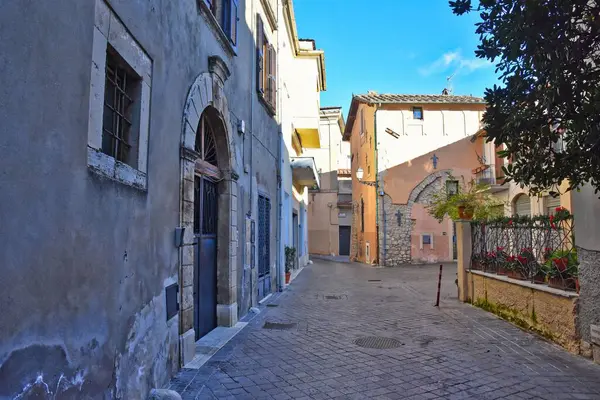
[170,260,600,400]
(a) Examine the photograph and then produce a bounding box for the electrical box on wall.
[165,283,179,321]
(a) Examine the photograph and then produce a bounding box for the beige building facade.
[306,107,352,257]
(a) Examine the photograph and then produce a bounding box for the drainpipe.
[374,103,381,265]
[276,0,283,291]
[247,0,256,305]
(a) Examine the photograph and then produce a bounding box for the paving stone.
[169,261,600,399]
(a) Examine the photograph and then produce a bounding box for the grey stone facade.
[576,247,600,350]
[379,171,449,266]
[0,0,279,398]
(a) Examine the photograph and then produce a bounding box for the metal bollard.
[435,264,443,307]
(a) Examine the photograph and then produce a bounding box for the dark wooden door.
[194,177,218,340]
[339,226,351,256]
[257,195,271,300]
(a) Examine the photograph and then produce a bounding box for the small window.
[360,109,365,136]
[205,0,238,46]
[102,46,141,167]
[413,107,423,120]
[361,198,365,233]
[420,233,433,249]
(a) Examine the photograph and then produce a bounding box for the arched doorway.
[193,110,220,340]
[179,61,238,365]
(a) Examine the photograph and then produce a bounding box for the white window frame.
[420,233,434,250]
[88,0,152,190]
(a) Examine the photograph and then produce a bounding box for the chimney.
[442,88,449,95]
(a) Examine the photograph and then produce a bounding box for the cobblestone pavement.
[169,261,600,399]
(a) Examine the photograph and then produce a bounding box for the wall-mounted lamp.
[356,167,377,187]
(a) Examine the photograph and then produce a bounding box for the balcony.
[473,164,508,193]
[337,193,353,208]
[291,157,320,188]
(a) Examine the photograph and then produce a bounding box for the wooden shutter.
[256,17,264,94]
[515,194,531,216]
[230,0,238,46]
[267,45,276,109]
[546,195,561,215]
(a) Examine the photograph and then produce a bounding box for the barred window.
[102,46,141,167]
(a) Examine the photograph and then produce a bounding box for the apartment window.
[203,0,239,46]
[256,16,276,112]
[413,107,423,120]
[102,47,141,167]
[88,0,152,190]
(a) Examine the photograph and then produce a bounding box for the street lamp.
[355,167,377,187]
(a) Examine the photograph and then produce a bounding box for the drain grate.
[353,336,403,349]
[325,295,343,300]
[266,304,279,308]
[263,321,297,330]
[368,279,382,282]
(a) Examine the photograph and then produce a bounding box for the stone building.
[306,107,352,258]
[343,92,486,265]
[0,0,324,398]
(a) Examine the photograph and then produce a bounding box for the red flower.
[507,220,513,226]
[517,255,527,264]
[549,215,554,221]
[551,223,557,229]
[507,255,516,262]
[556,206,563,212]
[497,246,504,252]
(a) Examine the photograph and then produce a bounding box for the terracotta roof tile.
[353,93,485,104]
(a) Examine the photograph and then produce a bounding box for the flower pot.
[285,272,291,284]
[576,278,580,294]
[508,270,527,280]
[532,273,546,284]
[548,277,576,291]
[458,206,474,220]
[497,267,508,276]
[471,261,481,270]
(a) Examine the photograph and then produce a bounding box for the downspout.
[276,0,283,291]
[374,103,381,265]
[247,0,256,304]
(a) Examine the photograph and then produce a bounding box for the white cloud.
[419,49,491,76]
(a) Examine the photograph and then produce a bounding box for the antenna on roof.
[445,72,456,95]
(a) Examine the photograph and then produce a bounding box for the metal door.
[194,177,218,340]
[292,212,299,269]
[339,226,351,256]
[452,222,458,260]
[257,195,271,300]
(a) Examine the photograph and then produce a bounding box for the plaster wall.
[0,0,279,397]
[468,272,580,354]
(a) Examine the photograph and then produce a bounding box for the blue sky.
[293,0,500,115]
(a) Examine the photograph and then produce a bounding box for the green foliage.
[284,246,296,273]
[427,175,505,222]
[449,0,600,195]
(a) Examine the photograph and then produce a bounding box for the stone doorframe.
[179,56,239,366]
[379,169,451,266]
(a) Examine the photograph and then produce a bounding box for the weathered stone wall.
[0,0,278,398]
[468,271,581,354]
[576,247,600,358]
[379,171,447,266]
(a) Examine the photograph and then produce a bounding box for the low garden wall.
[468,270,580,353]
[455,209,588,356]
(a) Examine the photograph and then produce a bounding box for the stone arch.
[178,56,239,365]
[407,169,452,205]
[379,170,452,267]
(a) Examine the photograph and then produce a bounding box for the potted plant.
[284,246,296,284]
[546,249,578,291]
[426,175,505,223]
[471,253,483,270]
[532,263,548,284]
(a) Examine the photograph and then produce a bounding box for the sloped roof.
[343,93,485,139]
[353,93,485,104]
